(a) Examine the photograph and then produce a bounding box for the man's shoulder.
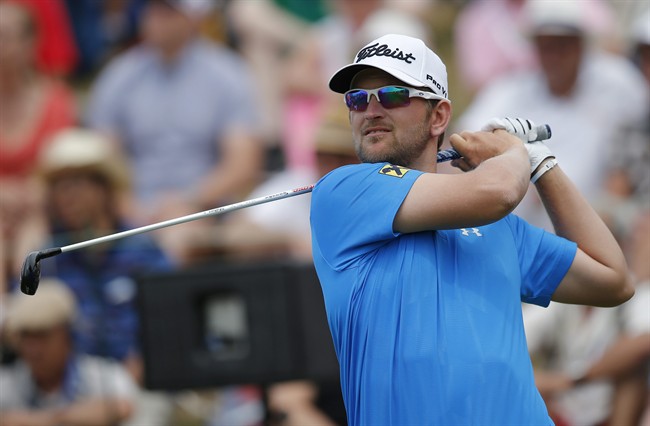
[91,45,154,93]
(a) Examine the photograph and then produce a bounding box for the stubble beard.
[355,120,431,167]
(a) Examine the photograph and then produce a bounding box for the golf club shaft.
[59,185,315,253]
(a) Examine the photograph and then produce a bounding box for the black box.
[137,261,340,390]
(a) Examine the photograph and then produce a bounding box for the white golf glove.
[481,117,556,182]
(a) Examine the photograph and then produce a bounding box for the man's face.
[0,3,35,73]
[17,325,71,384]
[534,34,583,96]
[141,2,193,51]
[348,69,435,167]
[48,171,111,230]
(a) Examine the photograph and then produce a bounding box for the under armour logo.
[460,228,482,237]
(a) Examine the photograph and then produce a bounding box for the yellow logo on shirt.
[379,165,410,178]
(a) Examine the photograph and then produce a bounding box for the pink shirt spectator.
[454,0,535,93]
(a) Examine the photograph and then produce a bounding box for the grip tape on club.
[436,124,552,163]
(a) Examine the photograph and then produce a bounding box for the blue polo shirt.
[310,163,577,425]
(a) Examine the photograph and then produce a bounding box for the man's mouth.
[363,126,391,136]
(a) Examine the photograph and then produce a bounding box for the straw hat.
[39,128,130,190]
[5,278,77,333]
[314,104,356,157]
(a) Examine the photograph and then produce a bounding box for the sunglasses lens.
[378,86,410,109]
[345,90,369,111]
[345,86,412,111]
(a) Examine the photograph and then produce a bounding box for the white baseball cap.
[328,34,449,101]
[524,1,588,36]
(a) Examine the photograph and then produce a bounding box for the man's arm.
[534,164,634,306]
[395,130,530,233]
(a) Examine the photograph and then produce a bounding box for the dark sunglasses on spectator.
[344,85,443,111]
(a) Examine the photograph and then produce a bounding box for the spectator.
[0,0,77,296]
[29,127,173,380]
[3,0,78,77]
[452,0,618,108]
[456,0,650,231]
[85,0,264,265]
[0,279,137,426]
[225,0,312,153]
[19,127,176,425]
[454,0,535,95]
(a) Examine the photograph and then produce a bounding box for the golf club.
[20,185,314,295]
[20,123,552,295]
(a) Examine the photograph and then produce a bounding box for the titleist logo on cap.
[355,43,416,64]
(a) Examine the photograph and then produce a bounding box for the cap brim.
[329,63,433,94]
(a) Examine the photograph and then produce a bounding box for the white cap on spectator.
[524,1,588,36]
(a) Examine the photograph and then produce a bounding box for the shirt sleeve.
[310,163,423,270]
[506,214,578,307]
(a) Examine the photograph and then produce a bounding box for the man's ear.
[431,100,452,139]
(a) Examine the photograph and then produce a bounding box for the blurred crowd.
[0,0,648,425]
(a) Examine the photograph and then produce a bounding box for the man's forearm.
[534,163,633,305]
[535,164,624,267]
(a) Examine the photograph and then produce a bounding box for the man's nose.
[364,94,384,116]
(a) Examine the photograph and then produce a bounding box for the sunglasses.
[344,85,442,111]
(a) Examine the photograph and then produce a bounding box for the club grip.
[436,124,552,163]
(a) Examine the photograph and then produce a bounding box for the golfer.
[309,34,633,425]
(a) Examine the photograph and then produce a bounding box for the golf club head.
[20,251,42,295]
[20,248,62,295]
